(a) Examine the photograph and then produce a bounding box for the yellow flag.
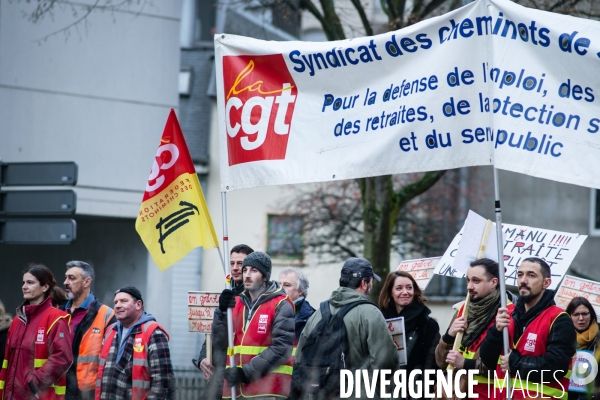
[136,109,218,270]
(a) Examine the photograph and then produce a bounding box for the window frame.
[266,214,304,261]
[590,189,600,237]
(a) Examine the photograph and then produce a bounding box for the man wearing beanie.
[213,251,295,399]
[95,285,174,400]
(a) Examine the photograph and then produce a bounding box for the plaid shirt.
[98,323,174,400]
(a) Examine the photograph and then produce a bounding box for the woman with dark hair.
[0,264,73,400]
[566,296,600,400]
[378,271,440,398]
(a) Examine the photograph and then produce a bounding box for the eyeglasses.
[572,312,591,318]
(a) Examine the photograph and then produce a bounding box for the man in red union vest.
[95,286,174,400]
[480,257,576,399]
[213,251,295,399]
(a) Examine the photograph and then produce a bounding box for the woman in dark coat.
[566,296,600,400]
[378,270,440,399]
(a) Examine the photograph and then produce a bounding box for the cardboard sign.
[188,291,220,332]
[396,257,440,290]
[188,320,213,333]
[386,317,407,366]
[555,275,600,318]
[434,210,587,289]
[452,211,499,274]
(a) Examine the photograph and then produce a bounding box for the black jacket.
[381,303,440,373]
[294,298,315,341]
[479,289,576,382]
[62,298,116,400]
[196,282,244,400]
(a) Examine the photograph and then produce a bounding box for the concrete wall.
[0,0,181,218]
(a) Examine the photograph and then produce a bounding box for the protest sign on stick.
[555,275,600,318]
[434,211,587,289]
[188,291,221,363]
[396,257,440,290]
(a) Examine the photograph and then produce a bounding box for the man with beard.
[195,244,253,400]
[213,251,295,399]
[62,261,115,400]
[480,257,576,399]
[434,258,513,400]
[289,257,398,400]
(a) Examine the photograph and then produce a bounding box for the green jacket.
[296,287,398,372]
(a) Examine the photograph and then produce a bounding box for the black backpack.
[290,299,374,400]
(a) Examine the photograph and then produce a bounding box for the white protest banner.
[434,210,587,289]
[452,210,499,274]
[188,291,220,333]
[397,257,440,290]
[555,274,600,317]
[216,0,600,192]
[386,317,408,366]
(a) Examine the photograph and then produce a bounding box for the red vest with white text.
[494,305,571,399]
[223,295,294,398]
[0,308,69,400]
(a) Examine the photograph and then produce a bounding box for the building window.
[195,0,217,42]
[590,189,600,236]
[179,68,192,96]
[267,215,303,260]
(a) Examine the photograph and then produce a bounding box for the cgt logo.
[223,54,298,166]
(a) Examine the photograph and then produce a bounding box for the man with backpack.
[290,257,398,400]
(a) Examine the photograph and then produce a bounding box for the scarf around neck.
[577,322,599,350]
[462,289,500,348]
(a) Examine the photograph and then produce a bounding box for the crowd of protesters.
[0,247,596,400]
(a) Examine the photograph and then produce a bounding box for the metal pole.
[494,168,511,400]
[221,191,236,400]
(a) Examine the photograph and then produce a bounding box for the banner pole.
[221,191,236,400]
[493,168,512,400]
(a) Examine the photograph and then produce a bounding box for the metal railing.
[173,367,205,399]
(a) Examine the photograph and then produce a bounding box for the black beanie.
[242,252,272,281]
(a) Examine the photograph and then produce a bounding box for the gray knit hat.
[242,251,272,281]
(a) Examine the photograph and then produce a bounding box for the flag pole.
[494,168,511,400]
[221,191,237,400]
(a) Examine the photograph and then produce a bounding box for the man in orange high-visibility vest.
[95,286,174,400]
[61,261,115,400]
[480,257,576,400]
[213,252,295,400]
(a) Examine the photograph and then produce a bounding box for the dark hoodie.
[212,280,295,383]
[479,289,576,382]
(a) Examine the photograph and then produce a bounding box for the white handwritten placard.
[397,257,440,290]
[555,275,600,319]
[188,291,220,333]
[386,317,407,366]
[188,320,213,333]
[434,210,587,289]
